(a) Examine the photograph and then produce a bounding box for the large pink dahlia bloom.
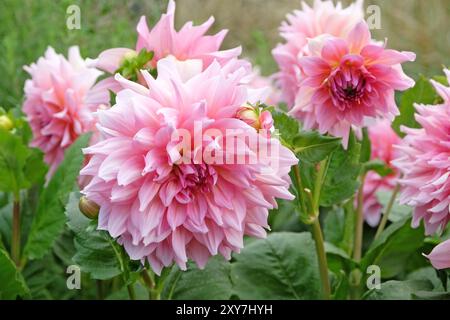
[272,0,364,107]
[23,46,108,180]
[289,21,415,146]
[80,57,298,274]
[393,70,450,235]
[91,0,244,83]
[359,120,400,226]
[425,239,450,270]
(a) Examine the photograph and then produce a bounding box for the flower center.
[173,164,217,203]
[328,67,367,109]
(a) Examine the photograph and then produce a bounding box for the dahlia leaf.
[364,280,434,300]
[66,192,123,280]
[0,128,31,197]
[161,256,233,300]
[0,247,29,299]
[359,127,371,163]
[319,131,361,207]
[231,232,321,299]
[392,76,440,137]
[362,160,393,177]
[361,217,425,279]
[292,131,341,164]
[271,111,300,147]
[23,133,90,260]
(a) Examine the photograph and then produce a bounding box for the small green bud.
[79,196,100,220]
[0,115,13,131]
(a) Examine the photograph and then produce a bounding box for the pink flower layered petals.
[80,57,298,274]
[289,22,415,147]
[90,0,248,91]
[425,239,450,270]
[272,0,364,107]
[23,46,107,181]
[360,120,400,226]
[393,69,450,235]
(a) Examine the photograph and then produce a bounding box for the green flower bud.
[0,115,13,131]
[79,196,100,220]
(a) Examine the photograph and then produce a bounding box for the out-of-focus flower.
[273,0,364,107]
[425,239,450,270]
[393,69,450,235]
[23,46,108,180]
[80,57,297,274]
[289,21,415,147]
[90,0,247,89]
[244,67,281,106]
[359,120,400,226]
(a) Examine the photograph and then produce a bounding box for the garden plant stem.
[375,184,400,239]
[353,173,366,262]
[11,198,20,266]
[311,217,331,300]
[127,283,136,300]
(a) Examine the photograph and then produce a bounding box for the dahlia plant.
[0,0,449,302]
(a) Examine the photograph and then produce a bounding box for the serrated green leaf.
[0,247,29,299]
[362,217,425,279]
[0,128,31,196]
[231,232,321,299]
[23,134,90,260]
[320,131,361,207]
[272,111,300,146]
[392,76,440,137]
[362,160,394,177]
[161,256,233,300]
[293,131,341,164]
[65,192,123,280]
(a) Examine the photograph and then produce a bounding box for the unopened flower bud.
[0,115,13,131]
[79,196,100,220]
[236,104,259,128]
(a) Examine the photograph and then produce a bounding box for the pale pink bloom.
[359,120,401,226]
[425,239,450,270]
[90,0,245,88]
[289,22,415,147]
[23,46,108,180]
[272,0,364,107]
[393,69,450,235]
[244,67,281,106]
[80,57,297,274]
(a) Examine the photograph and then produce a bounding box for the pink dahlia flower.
[80,57,297,274]
[272,0,364,107]
[23,46,108,180]
[289,21,415,147]
[90,0,246,87]
[358,120,400,226]
[393,69,450,235]
[425,239,450,270]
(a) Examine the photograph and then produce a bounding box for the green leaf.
[23,148,47,185]
[320,131,361,207]
[325,242,355,274]
[0,128,31,196]
[271,111,300,147]
[231,232,321,299]
[392,76,440,137]
[23,133,90,260]
[65,192,123,280]
[364,280,433,300]
[0,247,29,299]
[362,217,425,278]
[161,256,233,300]
[362,160,393,177]
[293,131,341,164]
[359,127,371,163]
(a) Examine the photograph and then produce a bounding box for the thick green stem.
[11,198,20,266]
[353,173,366,262]
[375,184,400,240]
[311,218,331,300]
[127,283,136,300]
[293,160,331,300]
[141,269,159,300]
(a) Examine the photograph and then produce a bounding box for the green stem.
[374,184,400,240]
[11,197,20,266]
[313,159,329,213]
[293,165,307,215]
[311,218,331,300]
[353,173,366,262]
[127,283,136,300]
[141,269,159,300]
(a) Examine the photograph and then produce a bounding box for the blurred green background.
[1,0,449,109]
